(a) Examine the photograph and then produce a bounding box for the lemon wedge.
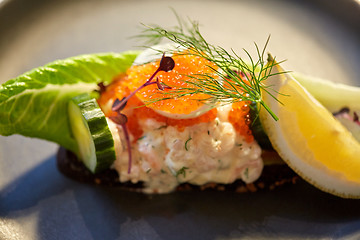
[260,60,360,198]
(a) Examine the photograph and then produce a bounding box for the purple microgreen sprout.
[109,112,128,125]
[109,113,132,173]
[333,107,360,126]
[354,112,359,125]
[158,54,175,72]
[156,77,172,91]
[156,77,165,90]
[109,53,175,174]
[112,97,128,112]
[97,82,107,94]
[112,53,174,111]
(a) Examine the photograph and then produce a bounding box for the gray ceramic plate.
[0,0,360,239]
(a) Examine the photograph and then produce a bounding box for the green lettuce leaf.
[0,51,140,154]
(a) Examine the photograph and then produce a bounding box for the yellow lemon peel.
[260,59,360,198]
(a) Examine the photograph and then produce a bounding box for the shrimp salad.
[99,49,264,193]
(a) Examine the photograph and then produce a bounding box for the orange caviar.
[126,52,217,115]
[125,96,217,140]
[228,101,254,143]
[98,52,254,142]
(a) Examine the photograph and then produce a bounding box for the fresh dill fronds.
[136,16,286,120]
[185,137,192,151]
[176,166,189,178]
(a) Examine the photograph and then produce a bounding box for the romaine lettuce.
[0,51,140,154]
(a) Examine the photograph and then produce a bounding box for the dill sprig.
[135,16,285,120]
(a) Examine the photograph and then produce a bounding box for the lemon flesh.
[260,64,360,198]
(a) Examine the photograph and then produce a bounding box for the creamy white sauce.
[110,104,263,194]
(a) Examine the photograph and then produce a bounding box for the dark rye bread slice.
[57,147,299,193]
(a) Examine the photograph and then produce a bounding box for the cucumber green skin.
[71,93,116,173]
[249,102,273,150]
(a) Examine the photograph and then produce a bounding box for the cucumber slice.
[249,102,273,150]
[68,93,116,173]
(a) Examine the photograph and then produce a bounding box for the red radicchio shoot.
[110,53,175,174]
